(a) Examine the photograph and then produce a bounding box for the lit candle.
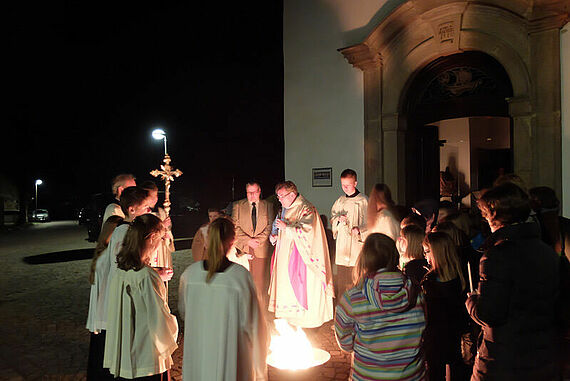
[467,261,474,293]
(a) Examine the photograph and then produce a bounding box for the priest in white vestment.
[268,181,334,328]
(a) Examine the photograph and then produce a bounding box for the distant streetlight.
[152,128,168,155]
[35,179,43,210]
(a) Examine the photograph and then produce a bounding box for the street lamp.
[35,179,43,210]
[150,128,182,216]
[152,128,168,155]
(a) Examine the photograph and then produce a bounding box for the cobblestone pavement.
[0,222,351,380]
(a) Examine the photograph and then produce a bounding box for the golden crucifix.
[150,154,182,216]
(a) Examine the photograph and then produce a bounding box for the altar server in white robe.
[269,181,334,328]
[103,187,155,321]
[141,181,175,269]
[104,214,177,380]
[86,215,123,381]
[365,183,401,242]
[179,217,268,381]
[102,174,136,224]
[330,169,368,299]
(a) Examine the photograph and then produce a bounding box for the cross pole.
[150,154,183,216]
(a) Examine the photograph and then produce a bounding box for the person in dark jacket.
[422,231,470,381]
[466,182,560,380]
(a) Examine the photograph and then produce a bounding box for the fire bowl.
[267,348,331,380]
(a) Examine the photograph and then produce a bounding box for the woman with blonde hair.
[365,183,400,241]
[179,217,267,381]
[421,232,469,381]
[103,214,178,380]
[399,224,428,286]
[86,215,123,380]
[335,233,426,380]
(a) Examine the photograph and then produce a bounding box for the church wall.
[562,22,570,216]
[283,0,388,215]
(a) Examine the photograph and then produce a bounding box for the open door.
[405,124,440,204]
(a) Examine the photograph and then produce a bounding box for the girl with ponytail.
[179,217,268,380]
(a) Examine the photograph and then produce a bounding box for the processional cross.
[150,154,182,216]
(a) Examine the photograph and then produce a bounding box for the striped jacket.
[335,269,426,380]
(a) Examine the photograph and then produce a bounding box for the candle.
[467,261,474,293]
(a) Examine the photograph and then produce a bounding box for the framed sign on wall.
[312,167,332,187]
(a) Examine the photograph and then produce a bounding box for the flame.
[268,319,322,370]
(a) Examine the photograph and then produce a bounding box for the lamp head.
[35,179,43,186]
[152,128,166,140]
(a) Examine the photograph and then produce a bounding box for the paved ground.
[0,221,351,380]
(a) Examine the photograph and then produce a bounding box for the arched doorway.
[339,1,564,206]
[401,51,514,206]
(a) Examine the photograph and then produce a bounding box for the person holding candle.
[467,182,560,380]
[433,221,481,291]
[421,231,470,381]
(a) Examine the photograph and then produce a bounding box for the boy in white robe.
[330,169,368,298]
[141,181,175,269]
[102,186,153,324]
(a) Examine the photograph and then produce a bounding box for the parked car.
[31,209,50,222]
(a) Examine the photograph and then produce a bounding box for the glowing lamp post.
[150,128,182,216]
[35,179,43,210]
[152,128,168,155]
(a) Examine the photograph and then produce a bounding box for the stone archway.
[340,0,567,205]
[402,51,514,204]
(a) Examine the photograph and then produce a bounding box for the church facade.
[284,0,570,215]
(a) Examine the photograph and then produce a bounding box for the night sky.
[5,1,284,218]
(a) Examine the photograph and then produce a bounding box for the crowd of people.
[84,171,569,380]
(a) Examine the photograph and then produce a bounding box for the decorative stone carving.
[528,13,569,33]
[431,16,461,52]
[338,43,382,71]
[420,66,496,103]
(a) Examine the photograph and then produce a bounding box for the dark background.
[4,1,284,220]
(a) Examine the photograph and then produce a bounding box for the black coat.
[421,273,470,360]
[465,222,560,381]
[403,258,429,287]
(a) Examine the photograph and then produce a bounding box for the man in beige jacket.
[232,181,274,306]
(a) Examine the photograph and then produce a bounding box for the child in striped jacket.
[335,233,426,380]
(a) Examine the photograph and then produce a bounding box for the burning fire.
[267,319,330,370]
